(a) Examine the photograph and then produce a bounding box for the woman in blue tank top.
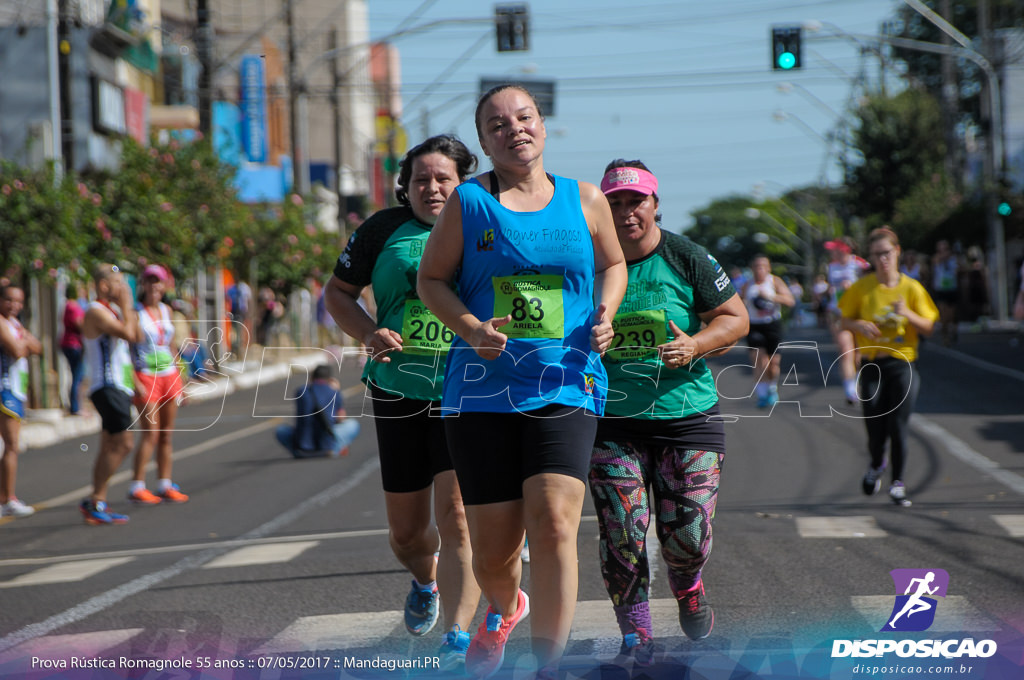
[418,84,626,677]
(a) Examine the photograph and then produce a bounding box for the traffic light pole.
[877,34,1007,322]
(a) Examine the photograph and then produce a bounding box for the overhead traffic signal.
[772,26,802,71]
[496,4,529,52]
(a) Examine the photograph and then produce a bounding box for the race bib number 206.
[402,300,455,354]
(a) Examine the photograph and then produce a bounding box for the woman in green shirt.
[589,160,748,665]
[324,135,481,671]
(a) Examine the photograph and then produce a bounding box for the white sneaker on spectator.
[2,498,36,517]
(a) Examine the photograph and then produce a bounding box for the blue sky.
[368,0,903,232]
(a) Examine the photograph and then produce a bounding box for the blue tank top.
[442,174,607,415]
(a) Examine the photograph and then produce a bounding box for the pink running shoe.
[465,589,530,678]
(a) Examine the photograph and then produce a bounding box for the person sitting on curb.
[275,364,359,458]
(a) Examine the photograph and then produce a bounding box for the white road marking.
[991,514,1024,537]
[0,629,143,666]
[0,529,389,568]
[253,611,404,653]
[795,516,887,538]
[0,557,135,589]
[925,342,1024,383]
[850,595,1001,632]
[202,541,320,569]
[0,456,382,654]
[912,415,1024,497]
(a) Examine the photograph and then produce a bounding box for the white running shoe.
[2,498,36,518]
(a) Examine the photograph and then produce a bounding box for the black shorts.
[370,386,453,493]
[444,405,599,505]
[746,320,783,355]
[933,290,958,306]
[90,386,134,434]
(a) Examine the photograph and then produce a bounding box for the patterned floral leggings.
[588,441,724,605]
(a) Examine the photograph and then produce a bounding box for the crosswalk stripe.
[991,514,1024,537]
[795,516,887,538]
[202,541,320,569]
[253,611,404,653]
[849,596,1001,632]
[0,629,143,666]
[2,591,1007,666]
[0,557,135,589]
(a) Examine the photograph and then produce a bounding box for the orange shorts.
[133,371,184,409]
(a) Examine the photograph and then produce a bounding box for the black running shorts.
[746,320,783,356]
[369,386,453,493]
[90,386,134,434]
[444,404,599,505]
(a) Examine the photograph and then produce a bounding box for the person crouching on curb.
[275,364,360,458]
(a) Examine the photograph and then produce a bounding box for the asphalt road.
[0,328,1022,680]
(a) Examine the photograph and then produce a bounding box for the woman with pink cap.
[587,159,748,665]
[824,237,869,403]
[127,264,189,505]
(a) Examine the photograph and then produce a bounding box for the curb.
[18,351,329,452]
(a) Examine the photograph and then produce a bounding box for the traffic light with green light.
[998,201,1012,217]
[772,26,802,71]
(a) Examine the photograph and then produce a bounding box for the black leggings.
[858,357,919,481]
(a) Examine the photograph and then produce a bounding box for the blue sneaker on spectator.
[404,580,439,636]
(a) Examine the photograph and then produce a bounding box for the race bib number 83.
[492,274,565,339]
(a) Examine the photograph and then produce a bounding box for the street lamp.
[746,207,815,290]
[776,81,841,119]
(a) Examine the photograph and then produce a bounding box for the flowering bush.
[0,137,339,291]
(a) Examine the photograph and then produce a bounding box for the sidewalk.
[18,349,332,451]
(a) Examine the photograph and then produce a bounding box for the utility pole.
[330,28,343,227]
[976,0,1008,320]
[286,0,301,194]
[45,0,63,174]
[196,0,213,136]
[57,0,73,169]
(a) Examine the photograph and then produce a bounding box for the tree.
[83,136,247,279]
[223,195,343,296]
[688,195,808,274]
[845,88,949,229]
[0,162,103,283]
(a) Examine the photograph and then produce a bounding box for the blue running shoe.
[404,580,439,636]
[438,624,471,671]
[619,628,656,667]
[80,499,129,525]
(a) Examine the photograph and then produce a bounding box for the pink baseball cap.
[823,239,853,254]
[601,166,659,196]
[142,264,169,281]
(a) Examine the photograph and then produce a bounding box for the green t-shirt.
[603,231,736,419]
[334,207,451,401]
